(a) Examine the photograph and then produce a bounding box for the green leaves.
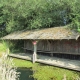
[0,0,80,34]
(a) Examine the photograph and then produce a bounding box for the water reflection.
[17,68,34,80]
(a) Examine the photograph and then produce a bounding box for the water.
[17,68,34,80]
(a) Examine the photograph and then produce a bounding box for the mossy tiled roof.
[1,27,80,40]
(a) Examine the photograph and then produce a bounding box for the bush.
[0,41,9,57]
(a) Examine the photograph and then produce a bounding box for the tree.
[0,0,80,35]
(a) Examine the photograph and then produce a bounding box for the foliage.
[0,0,80,36]
[32,64,80,80]
[9,40,24,53]
[0,40,24,56]
[0,41,9,56]
[0,54,20,80]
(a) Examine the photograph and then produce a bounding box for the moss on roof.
[1,27,80,40]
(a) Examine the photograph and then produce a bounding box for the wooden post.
[32,41,37,63]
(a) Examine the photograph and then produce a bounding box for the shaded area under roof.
[1,27,80,40]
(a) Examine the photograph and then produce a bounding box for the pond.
[17,68,34,80]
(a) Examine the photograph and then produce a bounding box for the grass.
[0,41,9,57]
[12,58,80,80]
[0,41,8,51]
[12,58,40,68]
[12,58,33,68]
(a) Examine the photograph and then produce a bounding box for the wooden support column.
[32,41,37,63]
